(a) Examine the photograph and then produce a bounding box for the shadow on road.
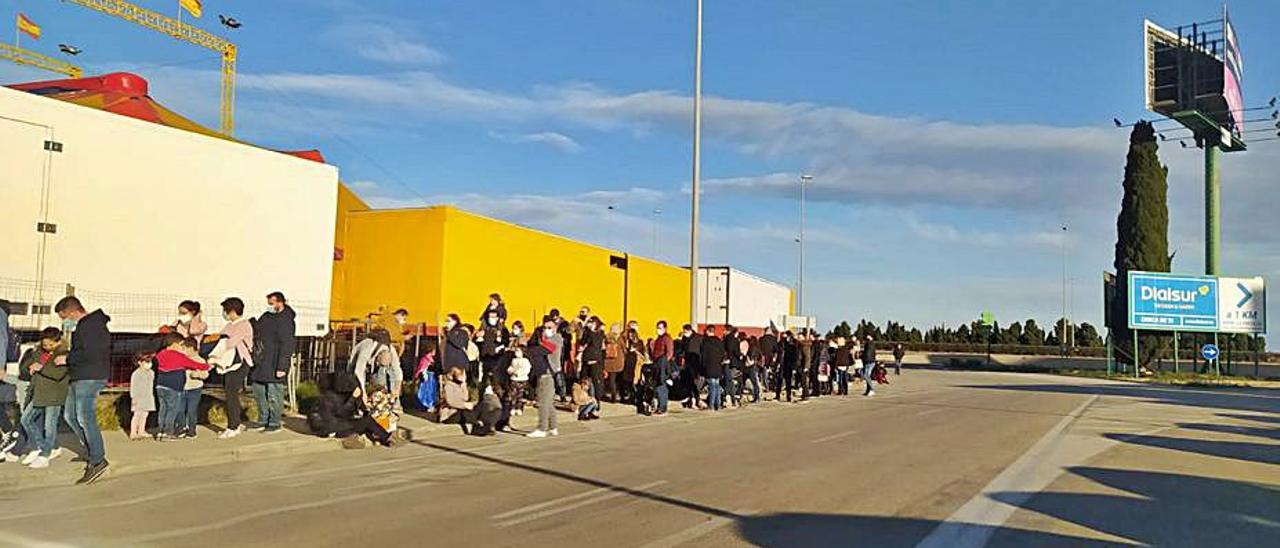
[1102,433,1280,466]
[989,466,1280,547]
[414,441,1127,546]
[1216,412,1280,425]
[959,383,1280,414]
[1178,422,1280,441]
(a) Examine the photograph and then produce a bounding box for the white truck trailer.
[0,82,338,337]
[694,266,794,334]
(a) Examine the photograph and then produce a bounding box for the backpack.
[465,341,480,363]
[416,371,438,409]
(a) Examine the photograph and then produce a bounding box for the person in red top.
[649,321,675,416]
[153,333,209,440]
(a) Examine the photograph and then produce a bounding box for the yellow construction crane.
[60,0,237,135]
[0,43,84,78]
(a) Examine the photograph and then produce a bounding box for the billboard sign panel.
[1128,272,1219,331]
[1223,11,1244,137]
[1218,276,1266,334]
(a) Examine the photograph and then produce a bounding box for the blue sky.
[3,0,1278,343]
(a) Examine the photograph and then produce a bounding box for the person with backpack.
[55,296,112,485]
[250,292,295,434]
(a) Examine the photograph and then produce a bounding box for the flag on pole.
[17,13,41,40]
[179,0,203,18]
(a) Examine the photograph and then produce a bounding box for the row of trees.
[824,318,1103,348]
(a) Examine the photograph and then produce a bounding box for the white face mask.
[488,317,498,326]
[657,327,666,335]
[513,327,523,336]
[264,308,275,315]
[395,315,406,325]
[446,321,457,330]
[178,314,193,324]
[544,327,555,338]
[222,312,232,321]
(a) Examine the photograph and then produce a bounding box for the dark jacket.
[251,305,296,384]
[526,336,556,379]
[24,348,70,406]
[893,346,906,361]
[782,339,800,370]
[479,303,508,324]
[67,309,112,382]
[861,341,877,365]
[834,345,854,369]
[759,334,778,366]
[478,324,509,359]
[581,329,605,365]
[700,335,725,378]
[441,325,470,371]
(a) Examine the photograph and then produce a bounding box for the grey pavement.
[0,369,1276,548]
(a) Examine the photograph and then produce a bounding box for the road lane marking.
[492,485,621,520]
[811,430,858,444]
[638,509,757,548]
[915,395,1098,548]
[494,480,668,528]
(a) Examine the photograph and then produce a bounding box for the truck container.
[0,77,339,336]
[694,267,793,334]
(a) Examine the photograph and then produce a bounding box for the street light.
[799,174,813,315]
[688,0,703,327]
[1061,223,1070,354]
[607,205,617,250]
[652,208,662,257]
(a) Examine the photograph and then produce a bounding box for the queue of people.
[0,292,298,485]
[419,294,899,439]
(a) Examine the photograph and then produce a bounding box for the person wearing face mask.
[373,307,410,356]
[525,317,561,438]
[479,293,508,325]
[649,321,675,416]
[249,292,295,434]
[55,296,112,485]
[476,311,509,387]
[173,300,207,344]
[212,298,254,439]
[441,314,470,375]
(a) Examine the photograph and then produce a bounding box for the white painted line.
[915,408,946,418]
[492,485,618,520]
[811,430,858,444]
[915,395,1098,548]
[639,510,756,548]
[494,480,668,528]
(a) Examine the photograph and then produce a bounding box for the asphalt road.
[1,369,1276,548]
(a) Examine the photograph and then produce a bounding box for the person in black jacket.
[308,373,390,446]
[54,297,112,484]
[441,314,470,374]
[861,335,878,396]
[476,310,510,389]
[700,326,725,410]
[251,292,295,434]
[759,328,779,395]
[678,325,703,408]
[580,316,606,400]
[776,331,799,403]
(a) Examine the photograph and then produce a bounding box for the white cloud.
[491,131,583,154]
[330,22,447,65]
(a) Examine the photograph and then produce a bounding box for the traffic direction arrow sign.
[1201,344,1220,361]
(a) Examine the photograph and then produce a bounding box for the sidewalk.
[0,396,710,492]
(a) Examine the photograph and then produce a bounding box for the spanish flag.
[17,13,41,40]
[179,0,203,18]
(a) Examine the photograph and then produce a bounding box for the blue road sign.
[1128,272,1220,332]
[1201,343,1220,361]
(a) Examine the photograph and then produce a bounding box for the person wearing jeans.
[55,296,112,485]
[250,293,296,434]
[707,377,723,411]
[156,385,184,437]
[861,335,878,397]
[251,382,284,431]
[20,404,61,464]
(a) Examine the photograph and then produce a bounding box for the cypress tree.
[1112,121,1172,368]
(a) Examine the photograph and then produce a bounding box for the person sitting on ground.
[572,377,599,421]
[308,373,391,446]
[439,367,499,435]
[5,328,67,468]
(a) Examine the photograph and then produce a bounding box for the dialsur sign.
[1128,272,1219,331]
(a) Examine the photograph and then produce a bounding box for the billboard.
[1128,272,1219,331]
[1218,276,1266,334]
[1127,271,1267,334]
[1223,10,1244,137]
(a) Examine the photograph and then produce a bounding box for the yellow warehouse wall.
[335,207,446,324]
[439,207,626,329]
[330,182,370,319]
[625,256,691,339]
